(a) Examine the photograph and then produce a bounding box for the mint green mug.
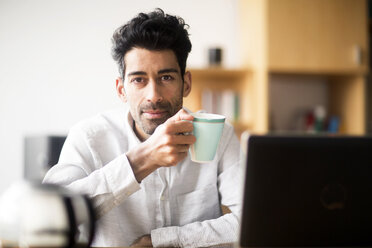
[190,113,225,163]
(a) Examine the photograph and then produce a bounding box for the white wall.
[0,0,239,194]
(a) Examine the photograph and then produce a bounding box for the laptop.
[239,134,372,247]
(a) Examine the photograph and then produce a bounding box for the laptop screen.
[239,135,372,247]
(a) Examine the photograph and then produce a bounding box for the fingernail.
[177,132,192,136]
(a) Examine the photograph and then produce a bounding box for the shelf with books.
[238,0,368,135]
[185,68,253,138]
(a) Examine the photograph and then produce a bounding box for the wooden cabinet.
[237,0,368,135]
[267,0,368,73]
[185,0,368,136]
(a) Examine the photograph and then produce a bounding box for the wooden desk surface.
[0,244,235,248]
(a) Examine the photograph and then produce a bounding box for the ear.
[116,77,127,102]
[182,71,192,97]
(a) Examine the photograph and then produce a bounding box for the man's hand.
[127,108,196,182]
[130,234,153,247]
[146,108,195,167]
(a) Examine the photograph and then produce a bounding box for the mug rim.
[191,113,225,123]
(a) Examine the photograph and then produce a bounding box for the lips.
[142,110,168,119]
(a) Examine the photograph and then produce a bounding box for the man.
[43,9,242,247]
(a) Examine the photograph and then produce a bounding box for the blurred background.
[0,0,371,194]
[0,0,239,194]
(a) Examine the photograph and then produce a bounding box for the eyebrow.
[158,68,179,74]
[127,71,146,77]
[127,68,179,77]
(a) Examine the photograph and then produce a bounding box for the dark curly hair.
[111,8,192,78]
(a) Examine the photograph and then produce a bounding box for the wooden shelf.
[268,67,368,76]
[189,67,250,79]
[238,0,368,135]
[186,1,368,136]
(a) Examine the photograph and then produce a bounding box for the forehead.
[123,48,180,76]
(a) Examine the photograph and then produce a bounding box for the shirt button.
[160,195,165,201]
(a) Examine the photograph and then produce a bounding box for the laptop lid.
[239,135,372,247]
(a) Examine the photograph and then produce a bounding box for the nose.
[145,79,163,103]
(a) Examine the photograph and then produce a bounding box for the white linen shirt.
[43,105,243,248]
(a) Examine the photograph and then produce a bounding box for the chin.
[139,114,171,135]
[142,122,162,135]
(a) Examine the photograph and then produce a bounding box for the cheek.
[166,84,183,97]
[125,88,139,103]
[127,97,140,119]
[126,95,139,108]
[166,86,183,100]
[168,90,184,108]
[126,91,144,115]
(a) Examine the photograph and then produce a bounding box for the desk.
[0,244,235,248]
[1,237,235,248]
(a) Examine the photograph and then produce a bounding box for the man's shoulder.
[70,107,128,138]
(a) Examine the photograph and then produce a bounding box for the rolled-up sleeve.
[43,124,141,219]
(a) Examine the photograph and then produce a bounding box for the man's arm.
[43,109,196,219]
[150,126,243,247]
[42,124,142,219]
[151,213,240,247]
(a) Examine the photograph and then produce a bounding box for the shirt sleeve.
[151,125,243,248]
[42,124,141,219]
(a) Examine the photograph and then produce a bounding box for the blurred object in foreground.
[0,180,95,248]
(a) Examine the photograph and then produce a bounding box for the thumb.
[167,108,194,123]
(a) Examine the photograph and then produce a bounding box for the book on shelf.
[201,89,240,123]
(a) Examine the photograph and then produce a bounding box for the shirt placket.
[157,167,171,227]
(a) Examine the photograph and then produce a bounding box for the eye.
[161,75,174,81]
[130,77,145,84]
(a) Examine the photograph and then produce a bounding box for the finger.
[165,120,193,134]
[167,108,194,123]
[176,144,190,152]
[171,134,196,145]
